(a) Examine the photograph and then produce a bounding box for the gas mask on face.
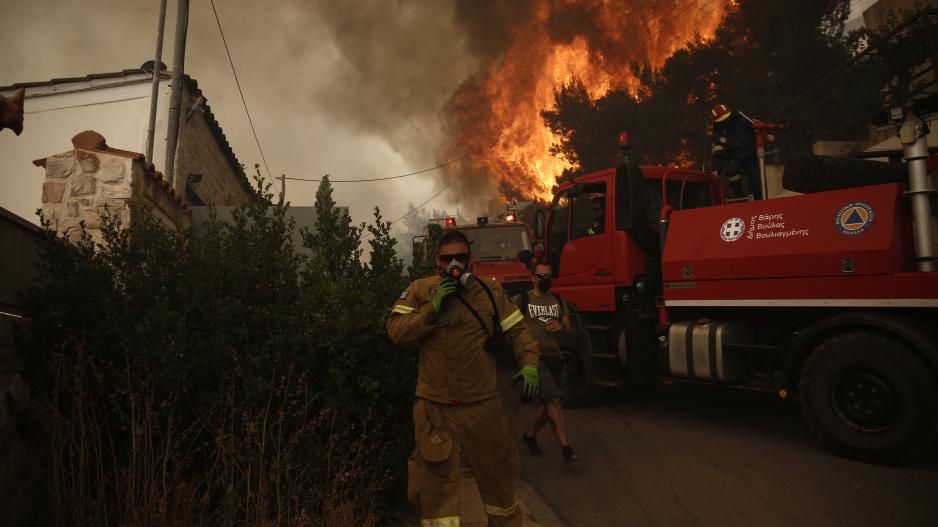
[535,273,551,292]
[446,259,478,289]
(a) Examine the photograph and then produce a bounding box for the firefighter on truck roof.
[711,103,762,199]
[387,229,540,527]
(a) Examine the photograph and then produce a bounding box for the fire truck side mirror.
[614,165,639,230]
[615,164,658,254]
[534,209,546,240]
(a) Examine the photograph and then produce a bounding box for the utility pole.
[279,174,286,205]
[145,0,168,163]
[164,0,190,189]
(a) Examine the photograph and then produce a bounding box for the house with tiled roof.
[0,62,258,232]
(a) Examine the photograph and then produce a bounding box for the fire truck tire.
[560,347,595,408]
[782,154,906,194]
[799,331,938,464]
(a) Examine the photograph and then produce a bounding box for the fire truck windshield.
[463,225,531,261]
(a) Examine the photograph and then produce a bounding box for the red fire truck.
[439,214,535,296]
[537,121,938,463]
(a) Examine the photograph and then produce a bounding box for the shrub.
[17,177,415,526]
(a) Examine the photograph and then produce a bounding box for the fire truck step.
[591,379,624,388]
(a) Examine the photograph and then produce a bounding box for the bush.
[16,176,415,526]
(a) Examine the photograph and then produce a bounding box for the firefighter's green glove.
[512,364,540,402]
[432,280,457,312]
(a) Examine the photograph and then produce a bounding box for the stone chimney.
[34,131,190,242]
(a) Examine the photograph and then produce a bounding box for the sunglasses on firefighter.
[438,252,469,264]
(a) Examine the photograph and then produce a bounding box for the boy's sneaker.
[521,433,544,457]
[562,445,580,464]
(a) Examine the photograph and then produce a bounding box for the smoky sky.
[2,0,734,230]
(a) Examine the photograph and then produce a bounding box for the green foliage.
[541,0,920,179]
[18,175,415,525]
[845,6,938,110]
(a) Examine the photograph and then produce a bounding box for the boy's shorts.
[538,360,566,405]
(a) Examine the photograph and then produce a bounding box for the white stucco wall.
[0,76,171,224]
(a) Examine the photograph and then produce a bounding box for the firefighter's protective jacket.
[387,274,539,404]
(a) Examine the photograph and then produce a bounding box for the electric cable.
[283,156,466,183]
[768,8,937,120]
[209,0,277,191]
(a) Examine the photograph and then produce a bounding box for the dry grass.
[39,348,387,527]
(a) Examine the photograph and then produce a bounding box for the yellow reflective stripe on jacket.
[500,309,524,331]
[392,304,416,314]
[484,495,520,517]
[727,175,742,182]
[420,516,460,527]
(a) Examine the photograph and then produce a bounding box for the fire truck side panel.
[661,183,904,289]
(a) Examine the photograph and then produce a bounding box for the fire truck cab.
[443,215,535,296]
[540,157,938,463]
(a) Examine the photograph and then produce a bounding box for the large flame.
[448,0,733,202]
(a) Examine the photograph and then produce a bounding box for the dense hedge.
[16,177,416,526]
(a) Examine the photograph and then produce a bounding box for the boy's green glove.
[511,364,540,402]
[432,280,457,312]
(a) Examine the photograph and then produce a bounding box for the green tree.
[541,0,891,179]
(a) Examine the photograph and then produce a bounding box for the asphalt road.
[500,377,938,527]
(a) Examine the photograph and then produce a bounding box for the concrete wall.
[0,208,41,314]
[0,208,39,522]
[190,205,330,260]
[863,0,938,31]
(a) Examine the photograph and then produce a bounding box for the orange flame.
[448,0,733,202]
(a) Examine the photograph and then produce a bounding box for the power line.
[284,156,465,183]
[24,95,148,114]
[390,181,455,224]
[768,8,938,120]
[209,0,277,191]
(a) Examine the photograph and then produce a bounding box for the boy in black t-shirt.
[512,261,580,464]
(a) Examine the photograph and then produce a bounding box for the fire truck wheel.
[560,348,595,407]
[782,154,906,194]
[799,331,938,464]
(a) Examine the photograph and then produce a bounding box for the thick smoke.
[1,0,730,224]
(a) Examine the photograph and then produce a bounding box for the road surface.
[501,379,938,527]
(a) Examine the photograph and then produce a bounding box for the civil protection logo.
[720,217,745,242]
[836,202,874,236]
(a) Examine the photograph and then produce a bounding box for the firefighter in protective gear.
[388,229,539,527]
[711,143,748,199]
[711,103,762,199]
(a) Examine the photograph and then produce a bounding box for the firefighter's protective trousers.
[387,274,539,527]
[409,397,522,527]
